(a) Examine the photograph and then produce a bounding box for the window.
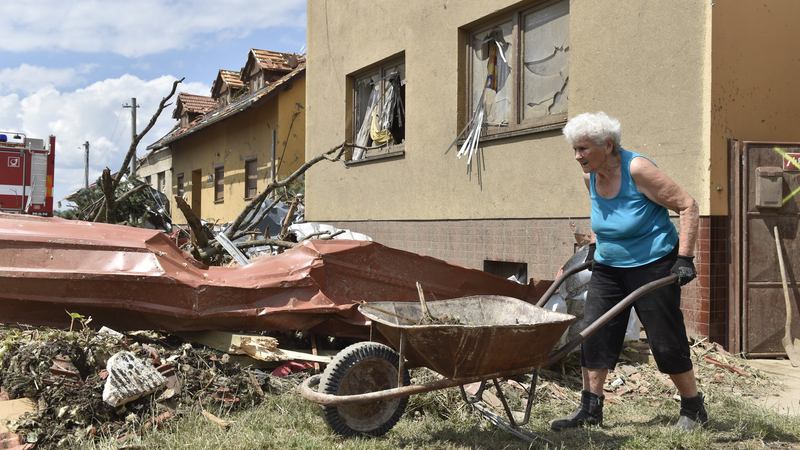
[215,165,224,202]
[467,0,569,136]
[177,173,184,197]
[245,158,257,198]
[157,171,166,193]
[144,175,151,186]
[350,58,405,161]
[252,73,264,92]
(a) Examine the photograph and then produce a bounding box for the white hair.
[562,111,622,154]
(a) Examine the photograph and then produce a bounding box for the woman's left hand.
[670,255,697,286]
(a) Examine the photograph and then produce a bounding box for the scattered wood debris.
[0,325,321,449]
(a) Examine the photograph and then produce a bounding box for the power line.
[98,106,126,164]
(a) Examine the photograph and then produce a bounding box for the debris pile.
[0,325,311,449]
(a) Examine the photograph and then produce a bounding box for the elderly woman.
[550,112,706,431]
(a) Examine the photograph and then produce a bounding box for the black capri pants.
[580,245,693,375]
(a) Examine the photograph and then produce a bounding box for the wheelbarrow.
[301,260,678,443]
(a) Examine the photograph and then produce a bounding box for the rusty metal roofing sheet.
[0,213,545,339]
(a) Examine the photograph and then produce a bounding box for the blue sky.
[0,0,306,207]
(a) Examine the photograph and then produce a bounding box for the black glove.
[670,255,696,286]
[585,243,596,270]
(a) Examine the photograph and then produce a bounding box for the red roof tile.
[172,93,218,119]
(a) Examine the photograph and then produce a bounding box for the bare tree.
[94,78,185,223]
[188,141,374,263]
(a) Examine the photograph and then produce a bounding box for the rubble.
[0,325,316,449]
[102,351,167,407]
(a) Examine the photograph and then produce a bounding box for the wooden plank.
[175,331,335,363]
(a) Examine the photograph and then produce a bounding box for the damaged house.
[148,49,306,225]
[305,0,800,355]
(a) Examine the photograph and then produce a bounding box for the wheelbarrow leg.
[460,371,555,446]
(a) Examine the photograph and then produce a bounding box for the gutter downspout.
[271,129,277,198]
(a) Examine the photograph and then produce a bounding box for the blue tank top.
[590,149,678,268]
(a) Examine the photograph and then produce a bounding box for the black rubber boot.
[550,390,604,430]
[674,392,708,431]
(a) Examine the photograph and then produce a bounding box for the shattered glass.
[353,74,380,159]
[472,21,513,126]
[522,0,569,120]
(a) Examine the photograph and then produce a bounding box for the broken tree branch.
[101,169,116,224]
[232,197,281,241]
[175,196,212,248]
[223,143,348,240]
[94,78,183,223]
[195,143,349,262]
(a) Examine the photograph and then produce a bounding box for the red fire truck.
[0,132,55,217]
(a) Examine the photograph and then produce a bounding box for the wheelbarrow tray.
[360,295,575,381]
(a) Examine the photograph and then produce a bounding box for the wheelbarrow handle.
[535,260,592,308]
[542,273,679,367]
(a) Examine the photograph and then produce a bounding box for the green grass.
[70,365,800,450]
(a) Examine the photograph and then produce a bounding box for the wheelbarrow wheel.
[319,341,410,437]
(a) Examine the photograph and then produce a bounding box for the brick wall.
[324,218,589,280]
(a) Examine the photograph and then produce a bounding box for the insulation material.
[471,23,513,126]
[353,65,406,160]
[353,76,380,160]
[522,1,569,119]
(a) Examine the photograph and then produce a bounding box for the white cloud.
[6,75,209,204]
[0,0,306,57]
[0,64,90,95]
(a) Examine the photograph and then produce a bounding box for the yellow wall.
[710,1,800,215]
[306,0,714,222]
[171,77,306,224]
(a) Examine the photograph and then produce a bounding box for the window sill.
[345,149,405,166]
[458,121,566,145]
[214,200,224,204]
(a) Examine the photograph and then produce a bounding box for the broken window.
[351,59,406,161]
[245,158,257,199]
[522,1,569,120]
[467,0,569,136]
[157,171,166,194]
[215,165,224,202]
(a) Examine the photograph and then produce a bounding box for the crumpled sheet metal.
[0,213,546,339]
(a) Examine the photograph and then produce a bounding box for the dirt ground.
[745,358,800,415]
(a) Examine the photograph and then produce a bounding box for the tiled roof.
[172,93,219,119]
[220,70,245,90]
[149,61,305,150]
[241,49,306,81]
[252,49,297,72]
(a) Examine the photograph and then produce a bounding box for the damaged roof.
[148,60,305,150]
[210,70,245,98]
[241,49,301,79]
[171,93,219,120]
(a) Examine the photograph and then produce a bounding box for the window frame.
[157,171,166,194]
[244,157,257,199]
[465,0,569,139]
[346,55,406,164]
[177,173,185,197]
[214,164,224,203]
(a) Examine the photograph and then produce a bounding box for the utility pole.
[123,98,139,176]
[83,141,90,189]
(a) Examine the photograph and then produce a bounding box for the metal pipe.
[20,148,27,213]
[535,260,592,308]
[270,130,278,183]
